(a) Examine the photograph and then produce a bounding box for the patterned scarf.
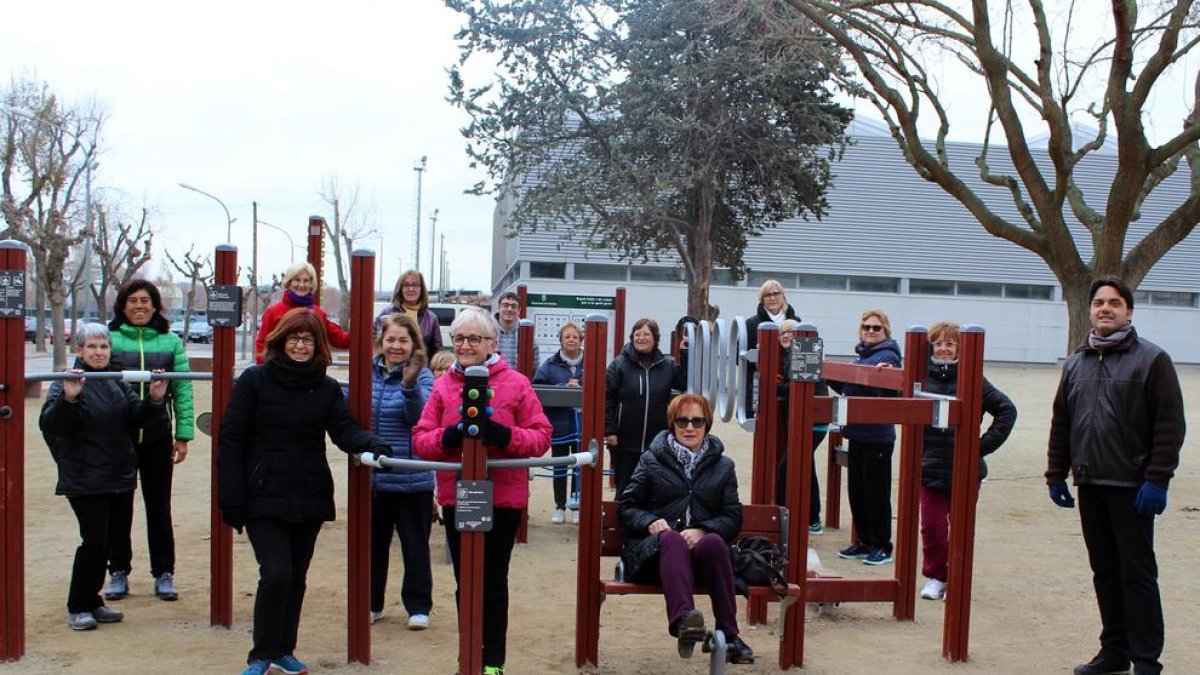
[667,434,709,480]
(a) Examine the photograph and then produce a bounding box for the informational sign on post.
[526,293,618,364]
[454,480,494,532]
[789,336,824,382]
[0,270,25,318]
[207,285,243,327]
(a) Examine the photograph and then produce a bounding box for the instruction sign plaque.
[207,285,243,327]
[454,480,494,532]
[789,336,824,383]
[0,270,24,318]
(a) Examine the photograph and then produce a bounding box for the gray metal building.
[492,118,1199,363]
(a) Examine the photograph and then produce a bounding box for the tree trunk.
[1060,275,1094,355]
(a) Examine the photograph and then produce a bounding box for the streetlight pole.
[255,219,298,263]
[179,183,236,243]
[428,208,439,298]
[412,156,427,278]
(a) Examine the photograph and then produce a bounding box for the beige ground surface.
[8,363,1199,674]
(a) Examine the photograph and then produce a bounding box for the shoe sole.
[407,622,429,631]
[920,592,945,600]
[676,610,706,659]
[156,592,178,601]
[863,557,893,566]
[836,551,868,560]
[268,664,308,675]
[69,621,98,631]
[94,614,123,624]
[104,589,127,600]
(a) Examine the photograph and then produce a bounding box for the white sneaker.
[920,578,946,600]
[407,613,430,631]
[369,610,384,624]
[571,509,580,524]
[551,508,566,524]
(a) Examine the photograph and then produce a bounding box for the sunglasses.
[673,416,707,429]
[861,324,885,333]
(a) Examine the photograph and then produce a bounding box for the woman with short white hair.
[413,306,552,675]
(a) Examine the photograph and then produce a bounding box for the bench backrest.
[599,501,790,558]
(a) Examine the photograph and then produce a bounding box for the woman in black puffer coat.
[618,393,753,664]
[218,308,391,675]
[604,318,687,496]
[917,321,1016,601]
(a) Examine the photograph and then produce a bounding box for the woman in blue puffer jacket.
[532,322,585,524]
[830,309,902,566]
[369,313,436,629]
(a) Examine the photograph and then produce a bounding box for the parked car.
[24,316,37,342]
[170,318,213,343]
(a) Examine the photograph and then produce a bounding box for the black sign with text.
[454,480,494,532]
[207,285,243,327]
[789,336,824,383]
[0,270,25,318]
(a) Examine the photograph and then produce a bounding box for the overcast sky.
[2,1,1195,297]
[1,0,497,293]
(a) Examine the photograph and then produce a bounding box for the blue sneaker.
[241,659,271,675]
[270,653,308,674]
[863,548,893,566]
[837,542,871,560]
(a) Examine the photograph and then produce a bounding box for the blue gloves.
[1135,481,1168,516]
[1049,483,1075,508]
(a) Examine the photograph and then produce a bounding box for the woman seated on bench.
[617,393,754,665]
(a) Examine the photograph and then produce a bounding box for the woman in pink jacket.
[413,307,551,675]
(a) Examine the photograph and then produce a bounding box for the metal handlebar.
[358,439,601,471]
[25,370,214,383]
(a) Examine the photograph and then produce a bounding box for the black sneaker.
[92,605,124,624]
[1074,653,1130,675]
[726,635,755,664]
[837,542,871,560]
[669,609,706,659]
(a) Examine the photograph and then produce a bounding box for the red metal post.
[612,287,625,359]
[516,284,527,318]
[346,250,375,664]
[746,323,778,625]
[0,241,28,661]
[210,245,237,628]
[515,319,535,544]
[575,315,607,669]
[780,324,818,669]
[943,326,985,662]
[458,434,488,673]
[825,429,843,530]
[894,328,929,621]
[307,216,324,306]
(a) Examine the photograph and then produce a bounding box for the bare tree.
[783,0,1200,348]
[318,175,377,325]
[89,202,153,319]
[1,75,104,370]
[165,246,213,341]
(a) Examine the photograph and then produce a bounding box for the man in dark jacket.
[1046,276,1185,675]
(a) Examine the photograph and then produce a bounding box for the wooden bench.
[599,501,803,602]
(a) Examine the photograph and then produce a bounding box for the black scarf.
[265,354,326,389]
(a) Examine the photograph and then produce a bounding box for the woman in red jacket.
[412,307,552,675]
[254,262,350,364]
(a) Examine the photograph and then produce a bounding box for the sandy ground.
[8,363,1200,674]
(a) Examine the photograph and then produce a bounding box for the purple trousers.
[657,531,739,638]
[919,486,950,581]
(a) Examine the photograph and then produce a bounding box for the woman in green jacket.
[104,279,195,602]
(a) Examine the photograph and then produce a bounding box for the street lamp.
[179,182,236,243]
[256,218,298,263]
[412,155,427,276]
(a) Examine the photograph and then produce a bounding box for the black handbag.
[730,536,788,597]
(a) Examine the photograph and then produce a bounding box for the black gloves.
[370,442,394,459]
[484,420,513,449]
[222,507,245,534]
[1048,483,1075,509]
[442,424,464,448]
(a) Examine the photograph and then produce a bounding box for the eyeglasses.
[861,324,885,333]
[499,302,520,310]
[451,334,489,346]
[286,335,315,347]
[673,416,707,429]
[762,291,783,299]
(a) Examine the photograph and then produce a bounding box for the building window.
[910,279,955,296]
[711,269,738,286]
[956,281,1003,297]
[574,263,628,281]
[747,271,797,288]
[797,274,846,290]
[1136,290,1198,308]
[848,276,899,293]
[630,266,684,282]
[1004,284,1053,300]
[529,261,566,279]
